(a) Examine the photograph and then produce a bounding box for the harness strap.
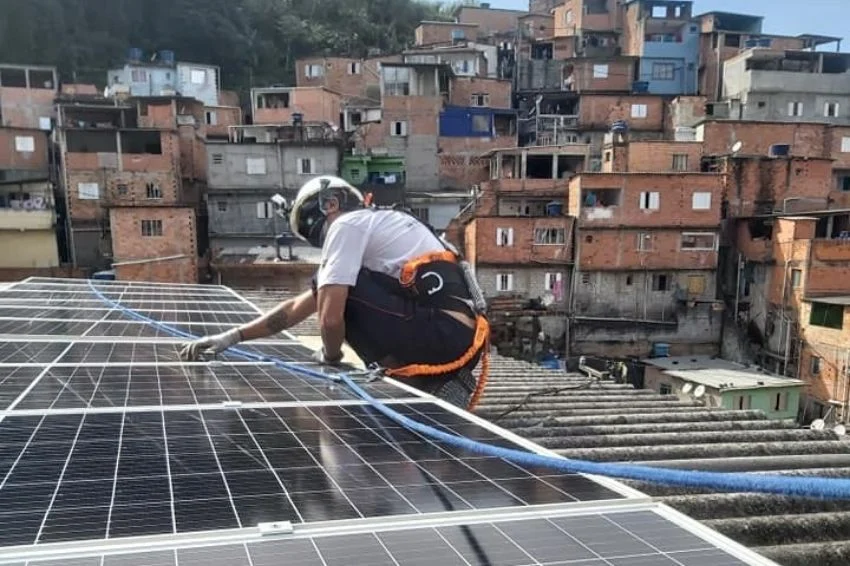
[399,250,458,287]
[386,314,491,411]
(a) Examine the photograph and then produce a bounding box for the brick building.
[251,87,343,126]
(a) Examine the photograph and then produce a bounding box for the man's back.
[318,208,445,288]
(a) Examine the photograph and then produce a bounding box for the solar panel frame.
[0,278,779,566]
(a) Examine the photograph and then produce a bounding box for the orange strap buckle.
[399,250,458,288]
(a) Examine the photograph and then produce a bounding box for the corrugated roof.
[473,354,850,566]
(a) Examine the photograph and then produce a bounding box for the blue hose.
[87,280,850,500]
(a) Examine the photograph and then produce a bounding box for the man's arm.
[317,284,349,361]
[239,290,317,341]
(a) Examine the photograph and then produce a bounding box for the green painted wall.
[341,156,405,186]
[721,387,802,420]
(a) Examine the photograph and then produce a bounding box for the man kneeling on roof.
[180,176,491,410]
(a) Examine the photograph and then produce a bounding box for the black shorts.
[314,268,476,371]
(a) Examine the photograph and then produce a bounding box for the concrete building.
[205,122,342,253]
[621,0,699,95]
[799,295,850,421]
[643,356,804,420]
[0,64,57,130]
[722,49,850,125]
[107,49,220,107]
[0,178,59,269]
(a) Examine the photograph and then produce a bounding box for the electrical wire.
[88,279,850,500]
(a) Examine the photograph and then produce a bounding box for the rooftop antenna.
[693,385,706,399]
[811,419,826,430]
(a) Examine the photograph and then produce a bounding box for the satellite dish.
[541,293,555,307]
[681,383,693,394]
[693,385,706,398]
[835,424,847,436]
[731,141,743,154]
[811,419,826,430]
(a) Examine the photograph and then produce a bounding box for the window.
[305,64,325,78]
[545,272,563,291]
[140,219,163,237]
[825,102,840,118]
[639,192,660,210]
[453,60,473,75]
[637,232,653,251]
[811,355,822,376]
[672,154,688,171]
[651,5,667,17]
[212,153,223,165]
[131,69,147,83]
[78,182,100,200]
[659,383,672,395]
[681,232,717,250]
[565,9,574,24]
[390,121,408,137]
[842,137,850,153]
[788,101,803,117]
[692,192,712,210]
[217,201,227,212]
[652,62,675,80]
[810,302,844,330]
[470,94,490,107]
[652,274,670,291]
[496,227,514,246]
[190,69,207,84]
[14,136,34,152]
[410,207,429,223]
[471,114,490,134]
[791,269,802,289]
[205,111,217,126]
[734,395,752,410]
[687,275,706,295]
[773,391,789,412]
[348,62,361,75]
[497,273,514,292]
[256,202,273,219]
[451,29,465,41]
[593,64,609,79]
[117,184,128,195]
[145,183,162,199]
[246,157,267,175]
[383,67,410,96]
[534,228,566,245]
[631,104,648,118]
[298,158,315,175]
[39,117,51,131]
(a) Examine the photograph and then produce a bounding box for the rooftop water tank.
[159,50,176,65]
[127,47,143,63]
[651,343,670,358]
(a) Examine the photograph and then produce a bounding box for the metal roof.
[643,356,805,390]
[472,354,850,566]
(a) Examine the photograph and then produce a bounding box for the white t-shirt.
[316,209,444,289]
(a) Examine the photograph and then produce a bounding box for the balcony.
[813,239,850,262]
[489,178,569,195]
[0,208,55,230]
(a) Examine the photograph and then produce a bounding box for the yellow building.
[0,179,59,268]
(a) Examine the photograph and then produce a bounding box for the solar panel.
[0,278,776,566]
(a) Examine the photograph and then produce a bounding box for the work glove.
[312,347,343,366]
[180,328,242,361]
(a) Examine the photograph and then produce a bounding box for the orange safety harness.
[387,249,491,411]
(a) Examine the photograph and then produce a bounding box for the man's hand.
[180,328,242,361]
[312,347,343,366]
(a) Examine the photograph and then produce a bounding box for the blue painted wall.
[636,21,700,95]
[108,63,219,106]
[439,106,495,137]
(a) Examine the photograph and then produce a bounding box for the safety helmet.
[289,176,365,248]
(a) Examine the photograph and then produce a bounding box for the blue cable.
[88,280,850,500]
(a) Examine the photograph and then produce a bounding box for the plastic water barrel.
[545,202,563,216]
[128,47,143,62]
[159,50,176,65]
[652,343,670,358]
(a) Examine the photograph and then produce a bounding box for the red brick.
[579,95,664,131]
[415,22,479,46]
[0,127,48,170]
[449,78,512,108]
[254,88,342,125]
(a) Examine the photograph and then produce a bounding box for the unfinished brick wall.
[355,96,442,152]
[700,121,829,158]
[205,106,242,138]
[723,156,834,217]
[0,87,55,129]
[438,153,491,191]
[254,88,342,125]
[568,59,634,93]
[110,206,198,283]
[579,95,664,131]
[0,128,48,170]
[295,57,383,98]
[468,216,574,265]
[828,126,850,169]
[449,78,512,108]
[604,141,703,173]
[520,14,555,41]
[456,6,524,36]
[415,23,479,46]
[800,306,850,405]
[580,229,719,270]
